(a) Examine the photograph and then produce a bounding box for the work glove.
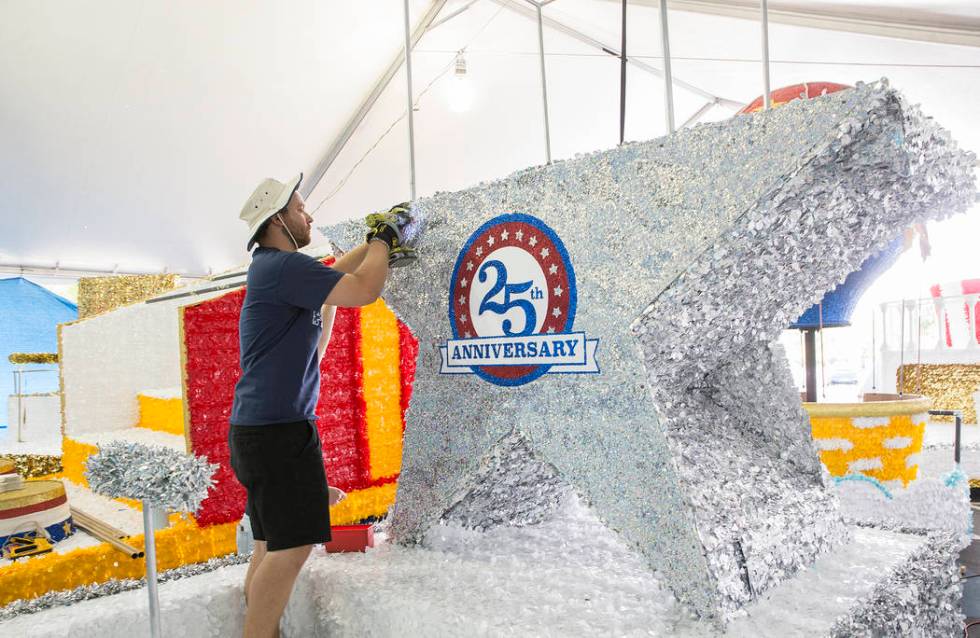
[365,202,421,267]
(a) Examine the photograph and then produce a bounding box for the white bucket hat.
[239,173,303,250]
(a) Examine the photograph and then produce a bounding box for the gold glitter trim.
[7,353,58,365]
[802,394,931,418]
[5,455,62,479]
[77,274,178,319]
[179,305,192,454]
[0,480,65,509]
[898,364,980,424]
[0,458,14,474]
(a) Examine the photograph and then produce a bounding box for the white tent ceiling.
[1,0,978,278]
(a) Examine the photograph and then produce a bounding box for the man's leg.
[243,539,267,607]
[243,544,314,638]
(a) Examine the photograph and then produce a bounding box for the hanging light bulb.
[447,50,474,113]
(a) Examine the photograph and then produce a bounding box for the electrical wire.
[309,5,506,217]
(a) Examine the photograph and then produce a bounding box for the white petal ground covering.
[0,494,960,637]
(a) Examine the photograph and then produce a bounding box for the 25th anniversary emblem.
[441,213,599,386]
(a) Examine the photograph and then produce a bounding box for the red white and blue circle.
[443,213,598,386]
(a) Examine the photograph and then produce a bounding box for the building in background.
[0,277,77,429]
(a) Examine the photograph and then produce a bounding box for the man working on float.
[229,172,414,638]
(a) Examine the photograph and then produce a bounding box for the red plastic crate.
[323,524,374,553]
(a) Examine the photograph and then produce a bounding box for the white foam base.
[0,435,62,456]
[138,388,182,400]
[0,496,936,638]
[71,427,185,451]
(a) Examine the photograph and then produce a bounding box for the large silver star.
[323,81,975,620]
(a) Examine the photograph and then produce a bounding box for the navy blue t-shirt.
[230,247,343,426]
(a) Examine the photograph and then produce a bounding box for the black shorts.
[228,419,332,551]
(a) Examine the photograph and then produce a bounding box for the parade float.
[0,80,975,637]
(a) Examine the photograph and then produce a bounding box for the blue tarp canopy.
[0,277,77,428]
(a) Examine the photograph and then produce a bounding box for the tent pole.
[619,0,627,145]
[804,329,817,403]
[536,2,552,164]
[659,0,676,133]
[403,0,418,200]
[761,0,772,109]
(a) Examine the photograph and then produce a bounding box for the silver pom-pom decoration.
[85,441,217,513]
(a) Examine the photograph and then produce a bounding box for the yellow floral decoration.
[137,393,185,436]
[359,300,404,482]
[0,515,236,606]
[805,395,930,488]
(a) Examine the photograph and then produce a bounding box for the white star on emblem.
[467,261,474,271]
[515,230,524,241]
[501,230,509,241]
[459,295,466,305]
[540,247,550,258]
[529,236,538,247]
[460,314,467,323]
[546,327,555,334]
[553,286,563,297]
[552,307,562,317]
[549,264,558,275]
[476,246,483,257]
[461,278,468,288]
[487,236,495,247]
[464,331,472,338]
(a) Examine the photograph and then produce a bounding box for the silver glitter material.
[321,80,976,622]
[398,204,427,247]
[85,441,217,512]
[0,552,248,621]
[829,532,963,637]
[442,430,571,531]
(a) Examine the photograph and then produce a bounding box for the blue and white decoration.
[441,214,599,386]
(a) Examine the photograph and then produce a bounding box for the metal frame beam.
[606,0,980,48]
[492,0,742,109]
[0,262,208,280]
[679,99,715,128]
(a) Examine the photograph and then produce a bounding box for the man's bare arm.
[329,243,370,274]
[323,241,390,307]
